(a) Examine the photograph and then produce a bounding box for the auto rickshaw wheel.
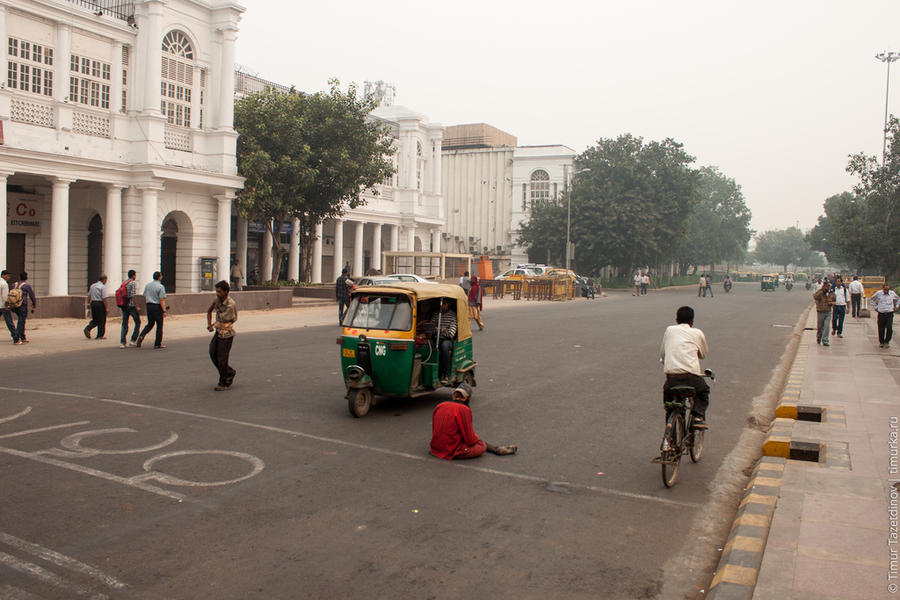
[348,388,373,418]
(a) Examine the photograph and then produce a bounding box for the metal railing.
[65,0,134,21]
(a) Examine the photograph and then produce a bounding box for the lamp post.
[876,51,900,163]
[565,167,590,299]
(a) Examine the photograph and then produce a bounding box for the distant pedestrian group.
[634,272,650,296]
[698,274,713,298]
[2,271,36,345]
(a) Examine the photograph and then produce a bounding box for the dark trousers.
[851,294,862,317]
[878,311,895,345]
[663,373,710,418]
[84,300,107,338]
[699,286,706,297]
[120,306,140,344]
[706,284,714,298]
[209,334,236,386]
[230,276,241,292]
[5,305,27,342]
[438,338,454,380]
[338,297,348,322]
[139,303,165,347]
[831,305,846,335]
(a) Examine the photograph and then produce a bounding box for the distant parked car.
[386,274,438,284]
[354,277,397,287]
[495,268,536,280]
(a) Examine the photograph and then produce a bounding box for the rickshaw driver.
[430,383,517,459]
[431,299,458,385]
[660,306,710,430]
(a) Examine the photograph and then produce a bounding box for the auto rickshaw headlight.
[346,365,365,382]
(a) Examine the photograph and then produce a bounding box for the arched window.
[530,170,551,207]
[161,30,204,128]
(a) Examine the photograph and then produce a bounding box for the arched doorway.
[160,211,195,293]
[87,214,103,288]
[160,218,178,293]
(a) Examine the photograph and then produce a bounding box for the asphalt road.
[0,282,810,600]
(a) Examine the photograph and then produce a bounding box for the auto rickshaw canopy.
[349,282,473,341]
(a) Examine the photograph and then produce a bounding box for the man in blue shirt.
[83,275,108,339]
[137,271,168,349]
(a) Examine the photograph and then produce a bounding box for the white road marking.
[0,532,126,590]
[0,422,91,440]
[0,406,32,424]
[135,450,265,487]
[49,428,178,457]
[0,551,108,599]
[0,386,699,509]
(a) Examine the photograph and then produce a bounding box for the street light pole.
[876,51,900,163]
[565,167,590,299]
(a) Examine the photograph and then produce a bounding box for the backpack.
[6,283,23,309]
[115,281,129,307]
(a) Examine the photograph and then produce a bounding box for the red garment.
[430,400,482,460]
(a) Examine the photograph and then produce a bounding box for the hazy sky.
[235,0,900,235]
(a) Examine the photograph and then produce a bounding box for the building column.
[214,192,233,283]
[332,218,344,281]
[104,185,124,291]
[312,221,323,284]
[288,216,300,281]
[140,1,164,114]
[370,223,382,273]
[262,219,273,282]
[139,186,160,287]
[216,26,238,130]
[406,226,416,252]
[0,171,12,272]
[49,178,74,296]
[390,224,399,251]
[353,221,364,277]
[54,24,70,104]
[236,215,247,287]
[431,136,442,194]
[430,228,440,253]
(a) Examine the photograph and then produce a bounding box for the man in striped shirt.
[430,299,458,385]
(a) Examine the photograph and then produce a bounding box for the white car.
[385,273,438,284]
[496,268,537,279]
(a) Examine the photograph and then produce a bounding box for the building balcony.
[64,0,135,22]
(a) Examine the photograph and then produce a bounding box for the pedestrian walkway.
[743,310,898,599]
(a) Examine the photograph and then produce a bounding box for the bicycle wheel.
[690,428,704,462]
[661,412,685,488]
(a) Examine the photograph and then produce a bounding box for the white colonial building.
[1,0,244,296]
[441,123,575,269]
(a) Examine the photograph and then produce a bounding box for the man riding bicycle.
[660,306,710,430]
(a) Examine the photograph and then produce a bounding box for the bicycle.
[653,369,715,488]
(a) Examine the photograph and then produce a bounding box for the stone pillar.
[332,219,343,281]
[406,227,416,252]
[370,223,382,273]
[0,7,7,73]
[390,224,399,251]
[141,1,164,114]
[139,187,160,287]
[49,178,74,296]
[54,24,70,104]
[353,221,364,277]
[236,215,247,287]
[432,137,442,194]
[0,171,12,272]
[111,41,124,114]
[312,221,323,284]
[104,185,124,291]
[214,193,233,283]
[262,220,273,282]
[288,217,300,281]
[217,27,238,130]
[431,229,441,253]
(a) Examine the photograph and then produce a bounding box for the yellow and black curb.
[707,456,785,600]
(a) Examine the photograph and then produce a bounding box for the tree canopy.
[753,227,814,272]
[234,80,395,281]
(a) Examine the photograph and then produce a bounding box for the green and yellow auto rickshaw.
[760,275,775,291]
[338,283,477,418]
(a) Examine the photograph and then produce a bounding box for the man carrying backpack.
[116,270,141,348]
[83,275,108,339]
[5,272,36,345]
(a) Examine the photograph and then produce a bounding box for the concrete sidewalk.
[711,307,900,599]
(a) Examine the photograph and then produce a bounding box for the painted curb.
[706,456,785,600]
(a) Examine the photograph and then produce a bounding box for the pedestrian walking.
[634,272,642,296]
[207,280,238,390]
[137,272,168,349]
[459,271,471,295]
[335,268,354,323]
[1,270,10,329]
[705,274,715,298]
[116,270,141,348]
[849,276,864,318]
[871,283,900,348]
[468,275,484,330]
[641,272,650,296]
[230,259,243,292]
[813,280,836,346]
[83,275,108,339]
[831,277,848,338]
[5,272,36,345]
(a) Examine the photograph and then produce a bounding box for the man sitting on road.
[430,383,517,459]
[660,306,710,430]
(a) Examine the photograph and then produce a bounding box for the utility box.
[200,257,216,291]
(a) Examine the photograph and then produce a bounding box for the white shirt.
[641,275,650,285]
[0,278,8,305]
[634,274,641,285]
[833,285,848,306]
[849,280,864,295]
[871,290,900,313]
[88,281,107,302]
[660,323,709,377]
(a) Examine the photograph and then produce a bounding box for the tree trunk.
[269,217,286,282]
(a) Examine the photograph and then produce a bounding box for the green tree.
[519,134,700,276]
[234,81,395,282]
[753,227,812,273]
[805,192,872,271]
